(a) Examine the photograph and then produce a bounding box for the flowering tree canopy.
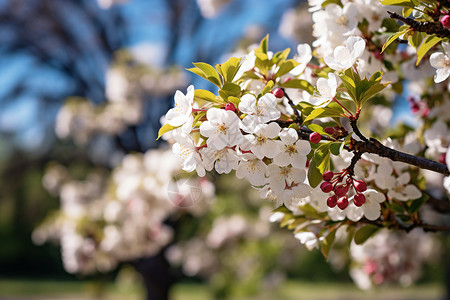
[160,0,450,264]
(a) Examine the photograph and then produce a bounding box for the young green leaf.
[218,57,242,83]
[321,228,337,260]
[308,159,323,188]
[157,123,179,140]
[262,80,275,95]
[278,79,314,94]
[416,35,443,66]
[354,224,380,245]
[194,89,223,103]
[381,28,411,53]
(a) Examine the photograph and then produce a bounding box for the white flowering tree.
[159,0,450,289]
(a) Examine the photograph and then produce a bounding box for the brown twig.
[387,11,450,39]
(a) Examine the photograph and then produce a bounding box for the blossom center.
[256,135,267,145]
[336,15,348,26]
[285,144,297,155]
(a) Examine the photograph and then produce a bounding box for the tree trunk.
[132,252,177,300]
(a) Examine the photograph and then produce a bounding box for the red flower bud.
[324,127,335,135]
[225,102,236,112]
[309,132,321,144]
[320,181,333,193]
[441,15,450,29]
[334,185,348,197]
[354,180,367,193]
[272,88,285,98]
[327,195,338,208]
[337,197,349,210]
[322,171,334,182]
[353,193,366,207]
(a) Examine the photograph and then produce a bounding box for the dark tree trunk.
[132,252,178,300]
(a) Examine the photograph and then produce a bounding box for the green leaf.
[157,123,179,140]
[192,111,206,127]
[330,142,342,155]
[218,57,242,83]
[313,142,331,162]
[380,0,416,7]
[408,30,423,49]
[220,82,242,99]
[304,108,325,122]
[194,89,223,104]
[278,79,314,94]
[317,152,331,173]
[262,80,275,95]
[259,34,269,54]
[228,96,241,107]
[321,228,337,260]
[308,159,323,188]
[416,35,443,66]
[359,82,389,107]
[381,28,411,53]
[272,205,291,214]
[354,225,380,245]
[340,74,357,102]
[190,62,222,87]
[408,194,428,214]
[273,48,290,65]
[402,7,413,17]
[193,62,221,87]
[275,59,299,78]
[307,124,325,135]
[298,203,323,219]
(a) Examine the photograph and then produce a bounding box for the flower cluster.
[33,149,214,274]
[56,51,186,145]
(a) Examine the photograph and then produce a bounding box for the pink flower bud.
[320,181,333,193]
[272,88,285,98]
[225,102,236,112]
[353,193,366,207]
[322,171,334,182]
[309,132,321,144]
[354,180,367,193]
[337,197,349,210]
[327,195,338,208]
[441,15,450,29]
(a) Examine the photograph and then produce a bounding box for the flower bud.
[322,171,334,182]
[337,196,349,210]
[327,195,338,208]
[334,185,347,197]
[225,102,236,112]
[320,181,333,193]
[353,193,366,207]
[272,88,285,98]
[324,127,335,135]
[441,15,450,29]
[309,132,321,144]
[354,180,367,193]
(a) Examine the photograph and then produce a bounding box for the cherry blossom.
[273,128,311,169]
[310,73,337,106]
[199,107,243,150]
[165,85,195,127]
[430,42,450,83]
[239,93,281,133]
[172,131,206,176]
[200,147,239,174]
[235,153,268,186]
[324,36,365,72]
[245,122,281,159]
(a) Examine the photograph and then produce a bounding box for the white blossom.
[324,36,365,72]
[310,73,337,106]
[245,122,281,159]
[239,93,281,133]
[200,108,243,150]
[273,128,311,169]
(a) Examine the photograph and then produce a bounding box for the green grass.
[0,279,444,300]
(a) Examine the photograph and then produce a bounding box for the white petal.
[404,185,422,199]
[239,94,257,115]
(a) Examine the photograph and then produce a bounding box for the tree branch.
[350,139,450,176]
[387,11,450,39]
